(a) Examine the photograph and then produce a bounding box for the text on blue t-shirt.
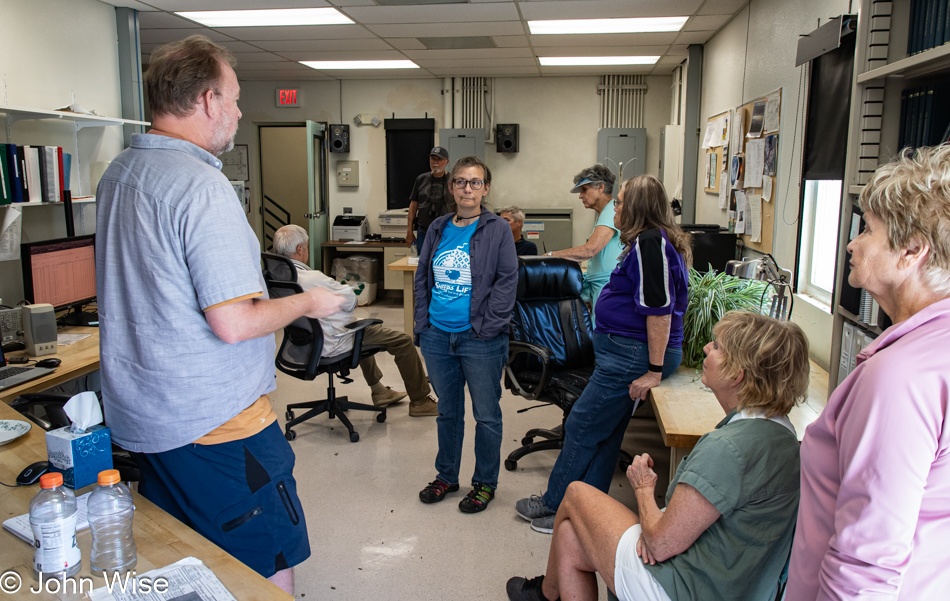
[428,221,477,332]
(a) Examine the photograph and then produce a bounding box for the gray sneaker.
[530,513,555,534]
[515,494,556,522]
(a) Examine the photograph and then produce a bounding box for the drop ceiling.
[103,0,750,80]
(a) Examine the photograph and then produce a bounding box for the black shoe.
[458,482,495,513]
[419,478,459,503]
[506,576,558,601]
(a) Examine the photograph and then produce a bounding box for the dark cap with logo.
[429,146,449,160]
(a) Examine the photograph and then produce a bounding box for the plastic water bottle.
[88,469,137,577]
[29,472,82,580]
[410,242,419,259]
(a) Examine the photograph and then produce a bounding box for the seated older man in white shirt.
[272,225,438,416]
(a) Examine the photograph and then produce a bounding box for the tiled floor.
[269,297,670,600]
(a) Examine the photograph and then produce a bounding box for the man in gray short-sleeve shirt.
[95,36,343,595]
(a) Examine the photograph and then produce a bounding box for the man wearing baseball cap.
[407,146,455,251]
[544,164,621,323]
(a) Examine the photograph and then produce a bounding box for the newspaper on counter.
[88,557,237,601]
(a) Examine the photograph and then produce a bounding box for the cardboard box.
[46,425,113,489]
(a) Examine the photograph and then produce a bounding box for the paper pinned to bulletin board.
[730,89,781,254]
[703,111,729,194]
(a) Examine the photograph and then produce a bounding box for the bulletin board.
[729,89,782,255]
[703,111,729,194]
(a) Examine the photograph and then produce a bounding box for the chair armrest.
[346,319,384,368]
[506,341,555,400]
[12,393,74,430]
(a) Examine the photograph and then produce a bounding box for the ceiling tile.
[139,0,333,9]
[657,55,687,65]
[539,64,657,76]
[698,0,749,16]
[237,71,336,81]
[231,53,296,63]
[528,32,678,47]
[387,38,429,50]
[329,0,378,5]
[519,0,703,20]
[139,28,233,44]
[365,22,525,37]
[275,50,411,61]
[666,44,689,56]
[234,61,306,73]
[105,1,158,9]
[217,41,268,53]
[253,39,394,52]
[217,25,377,41]
[401,48,533,60]
[137,12,201,28]
[683,14,731,31]
[649,64,677,75]
[341,3,519,24]
[674,31,714,44]
[492,36,530,48]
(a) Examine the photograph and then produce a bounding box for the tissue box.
[46,425,112,489]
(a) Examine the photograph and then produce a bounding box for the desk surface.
[387,256,418,272]
[0,401,292,601]
[1,326,101,406]
[322,240,406,249]
[650,360,829,449]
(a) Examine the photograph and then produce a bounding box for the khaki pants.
[359,324,431,403]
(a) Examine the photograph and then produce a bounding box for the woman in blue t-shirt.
[515,175,691,533]
[412,155,518,514]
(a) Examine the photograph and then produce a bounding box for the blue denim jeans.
[420,327,507,489]
[542,331,682,510]
[416,228,427,254]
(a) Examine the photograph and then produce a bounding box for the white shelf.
[0,104,148,128]
[857,43,950,83]
[5,197,96,208]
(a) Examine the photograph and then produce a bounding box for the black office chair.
[262,253,387,443]
[503,256,632,471]
[12,392,140,482]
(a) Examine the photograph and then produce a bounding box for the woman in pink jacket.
[787,145,950,599]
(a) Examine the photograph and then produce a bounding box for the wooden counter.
[1,327,100,406]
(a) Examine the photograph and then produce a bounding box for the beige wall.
[697,0,852,370]
[235,75,672,249]
[0,0,123,305]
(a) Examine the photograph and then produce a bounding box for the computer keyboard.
[0,366,32,379]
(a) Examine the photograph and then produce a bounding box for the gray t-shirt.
[96,134,275,453]
[644,410,800,601]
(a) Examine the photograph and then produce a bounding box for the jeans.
[420,326,508,489]
[542,331,682,510]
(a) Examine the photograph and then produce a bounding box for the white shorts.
[614,524,674,601]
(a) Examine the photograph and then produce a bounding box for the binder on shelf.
[1,145,24,204]
[0,149,10,205]
[838,321,855,386]
[56,147,65,198]
[24,147,42,204]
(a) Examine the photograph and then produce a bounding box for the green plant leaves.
[682,268,768,368]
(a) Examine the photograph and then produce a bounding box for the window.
[796,180,841,307]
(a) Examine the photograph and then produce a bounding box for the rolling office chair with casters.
[503,256,633,472]
[261,253,388,443]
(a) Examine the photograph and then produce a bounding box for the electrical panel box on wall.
[337,161,359,187]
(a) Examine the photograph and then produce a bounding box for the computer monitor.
[21,234,98,326]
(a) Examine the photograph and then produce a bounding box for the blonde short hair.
[712,311,810,418]
[860,145,950,295]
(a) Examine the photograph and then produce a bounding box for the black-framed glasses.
[452,178,485,190]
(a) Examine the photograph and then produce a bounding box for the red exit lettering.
[277,89,299,107]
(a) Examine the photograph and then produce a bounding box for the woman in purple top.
[787,146,950,600]
[515,175,691,533]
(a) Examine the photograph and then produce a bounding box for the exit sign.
[276,88,300,107]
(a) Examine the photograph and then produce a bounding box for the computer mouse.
[16,461,50,486]
[35,358,61,369]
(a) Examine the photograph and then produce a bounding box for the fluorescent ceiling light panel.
[539,56,660,66]
[528,17,688,35]
[176,8,353,27]
[300,60,420,70]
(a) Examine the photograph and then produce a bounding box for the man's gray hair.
[498,206,525,222]
[573,164,616,196]
[272,224,309,258]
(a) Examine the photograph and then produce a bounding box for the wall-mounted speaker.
[496,123,519,153]
[329,124,350,153]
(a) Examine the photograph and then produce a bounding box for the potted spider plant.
[681,267,768,368]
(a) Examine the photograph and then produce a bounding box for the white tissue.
[64,391,103,433]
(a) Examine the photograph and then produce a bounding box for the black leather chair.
[504,256,632,471]
[262,253,387,443]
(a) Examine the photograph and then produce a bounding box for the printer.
[378,208,409,241]
[332,214,369,242]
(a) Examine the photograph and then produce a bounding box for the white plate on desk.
[0,420,31,445]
